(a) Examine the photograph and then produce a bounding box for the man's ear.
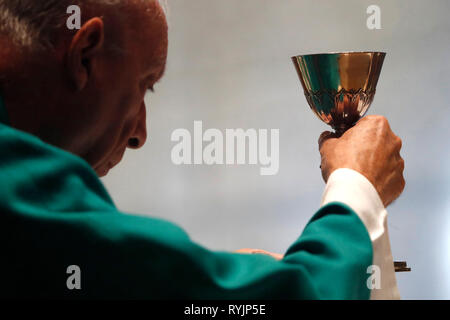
[67,17,105,91]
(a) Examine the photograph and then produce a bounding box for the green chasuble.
[0,96,372,299]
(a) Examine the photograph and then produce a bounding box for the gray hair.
[0,0,167,50]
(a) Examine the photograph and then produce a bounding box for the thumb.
[318,131,337,150]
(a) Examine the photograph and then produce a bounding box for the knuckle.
[319,142,327,152]
[362,115,377,124]
[398,171,406,189]
[319,149,325,158]
[378,117,389,129]
[319,139,334,153]
[401,176,406,191]
[318,132,330,147]
[369,114,387,123]
[396,136,403,149]
[399,158,405,171]
[377,115,388,123]
[367,115,390,130]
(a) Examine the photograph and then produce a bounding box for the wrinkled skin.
[319,115,405,207]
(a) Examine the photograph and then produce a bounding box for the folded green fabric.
[0,95,372,299]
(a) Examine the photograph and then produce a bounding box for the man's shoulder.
[0,122,117,218]
[0,122,92,171]
[0,121,191,246]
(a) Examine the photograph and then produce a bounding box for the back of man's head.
[0,1,115,49]
[0,0,168,177]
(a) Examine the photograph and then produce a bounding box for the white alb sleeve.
[320,168,400,300]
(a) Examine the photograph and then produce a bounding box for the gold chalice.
[291,51,386,135]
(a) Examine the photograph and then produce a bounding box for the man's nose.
[127,102,147,149]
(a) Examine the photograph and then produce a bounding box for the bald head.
[0,0,168,176]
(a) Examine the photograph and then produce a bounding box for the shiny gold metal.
[291,51,386,135]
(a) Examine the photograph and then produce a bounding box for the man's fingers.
[235,248,283,260]
[318,131,337,149]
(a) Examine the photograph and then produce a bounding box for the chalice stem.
[334,127,346,137]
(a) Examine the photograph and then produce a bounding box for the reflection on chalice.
[291,51,385,135]
[292,51,410,273]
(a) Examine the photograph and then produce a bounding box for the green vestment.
[0,96,372,299]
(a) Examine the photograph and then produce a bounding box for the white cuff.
[320,168,400,300]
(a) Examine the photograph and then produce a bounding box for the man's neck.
[0,37,59,135]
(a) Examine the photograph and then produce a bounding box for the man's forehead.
[140,20,168,79]
[129,0,167,41]
[122,0,168,74]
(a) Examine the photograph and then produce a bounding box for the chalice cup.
[291,51,386,135]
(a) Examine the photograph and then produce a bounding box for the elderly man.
[0,0,404,299]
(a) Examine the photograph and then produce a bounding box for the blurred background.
[102,0,450,299]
